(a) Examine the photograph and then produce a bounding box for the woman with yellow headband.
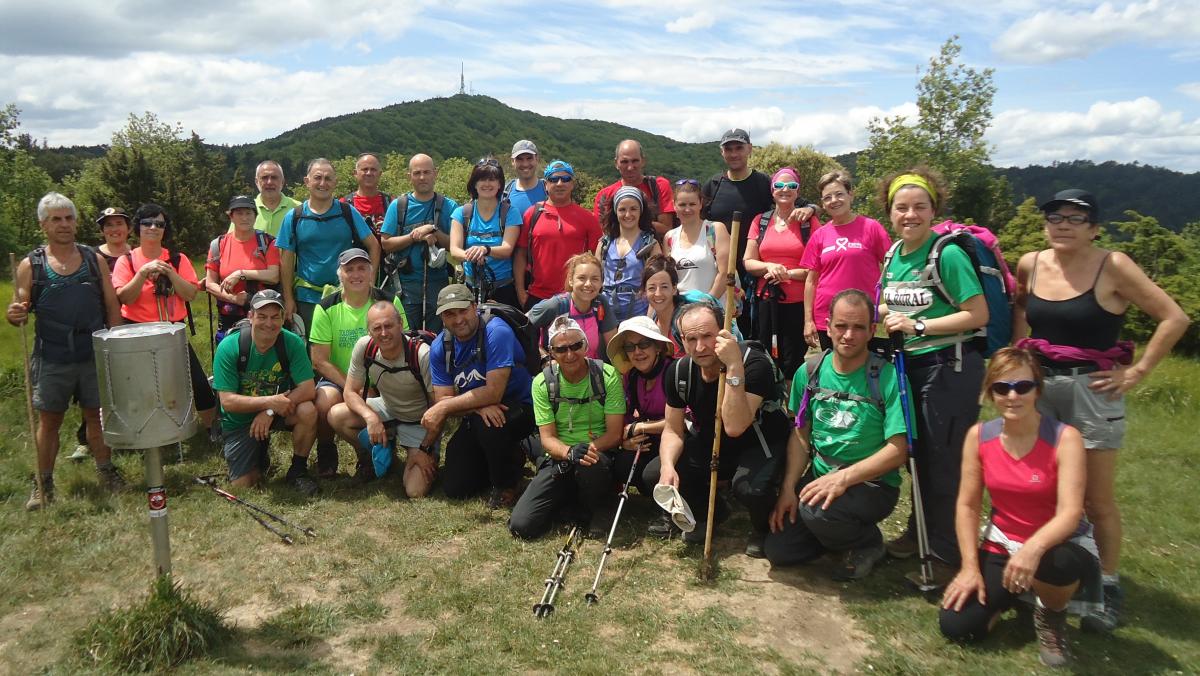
[876,166,989,588]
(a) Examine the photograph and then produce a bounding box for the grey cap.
[511,139,538,158]
[719,128,751,146]
[250,289,285,310]
[436,283,475,315]
[337,247,371,266]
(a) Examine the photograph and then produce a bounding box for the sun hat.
[605,315,672,374]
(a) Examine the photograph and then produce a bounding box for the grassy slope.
[0,273,1196,673]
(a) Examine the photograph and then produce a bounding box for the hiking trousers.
[509,452,616,540]
[764,473,899,566]
[442,402,534,499]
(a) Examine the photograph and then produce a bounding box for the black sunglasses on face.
[550,339,586,355]
[990,379,1037,396]
[622,338,657,353]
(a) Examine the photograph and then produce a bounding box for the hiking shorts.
[365,396,433,454]
[31,355,100,413]
[222,419,285,480]
[1038,373,1126,450]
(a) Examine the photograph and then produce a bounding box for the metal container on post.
[93,321,199,576]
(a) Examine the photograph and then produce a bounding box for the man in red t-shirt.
[514,160,602,310]
[342,153,391,235]
[592,139,675,238]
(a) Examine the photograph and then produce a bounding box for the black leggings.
[754,300,805,382]
[939,542,1091,642]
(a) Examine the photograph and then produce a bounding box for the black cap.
[1040,189,1098,220]
[95,206,130,226]
[227,195,255,211]
[720,128,751,146]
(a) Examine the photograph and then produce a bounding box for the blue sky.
[3,0,1199,170]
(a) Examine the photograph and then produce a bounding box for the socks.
[289,454,308,474]
[1102,573,1120,587]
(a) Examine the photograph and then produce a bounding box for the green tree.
[0,104,54,269]
[996,197,1046,268]
[748,143,845,207]
[857,36,1010,229]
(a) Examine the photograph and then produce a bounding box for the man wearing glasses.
[513,160,602,310]
[423,285,535,509]
[593,139,675,238]
[510,316,625,540]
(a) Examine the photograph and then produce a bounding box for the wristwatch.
[913,320,927,337]
[725,375,743,387]
[265,409,275,417]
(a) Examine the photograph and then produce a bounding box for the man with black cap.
[211,289,318,493]
[423,284,536,508]
[505,140,546,217]
[308,247,408,477]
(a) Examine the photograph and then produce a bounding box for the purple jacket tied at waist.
[1016,338,1135,371]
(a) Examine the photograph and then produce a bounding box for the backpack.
[383,193,445,282]
[543,358,607,415]
[460,199,511,238]
[443,302,541,379]
[792,349,887,428]
[342,192,392,229]
[29,243,102,310]
[598,229,657,264]
[288,201,363,257]
[27,244,106,361]
[207,231,278,315]
[361,330,436,406]
[318,286,397,311]
[230,318,292,388]
[521,201,549,284]
[597,177,661,224]
[124,250,196,334]
[754,208,818,247]
[503,178,545,202]
[881,221,1015,357]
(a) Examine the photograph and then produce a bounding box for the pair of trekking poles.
[533,426,644,617]
[193,475,316,545]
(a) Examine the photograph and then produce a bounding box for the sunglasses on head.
[622,338,657,353]
[990,379,1037,396]
[773,181,799,190]
[550,339,586,355]
[475,158,500,168]
[675,178,700,187]
[546,175,573,184]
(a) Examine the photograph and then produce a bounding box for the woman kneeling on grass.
[939,347,1089,668]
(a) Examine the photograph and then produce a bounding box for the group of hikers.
[7,129,1189,668]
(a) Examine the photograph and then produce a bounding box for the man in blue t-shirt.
[211,290,319,496]
[380,153,459,332]
[504,139,547,217]
[276,158,380,337]
[424,284,535,508]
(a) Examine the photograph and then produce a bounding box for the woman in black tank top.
[1012,189,1188,632]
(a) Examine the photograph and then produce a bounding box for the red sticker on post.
[147,486,167,516]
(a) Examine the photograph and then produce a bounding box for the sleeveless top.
[625,357,672,424]
[979,415,1064,555]
[602,233,651,322]
[1026,252,1125,357]
[32,249,106,363]
[665,221,718,294]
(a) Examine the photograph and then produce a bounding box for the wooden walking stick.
[700,211,742,580]
[11,253,45,506]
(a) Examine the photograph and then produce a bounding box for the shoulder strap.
[543,362,561,414]
[431,193,444,226]
[587,359,607,404]
[396,194,410,230]
[528,201,546,250]
[209,235,224,264]
[27,246,47,309]
[274,332,290,383]
[502,179,517,201]
[462,200,474,227]
[866,353,886,411]
[756,209,775,245]
[340,201,364,250]
[255,231,271,259]
[979,418,1004,443]
[237,328,252,375]
[705,221,717,258]
[645,176,659,205]
[289,205,304,251]
[318,290,343,309]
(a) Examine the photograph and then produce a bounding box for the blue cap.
[543,160,574,178]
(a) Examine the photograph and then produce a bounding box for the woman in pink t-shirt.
[801,170,890,350]
[939,348,1089,667]
[204,195,281,337]
[743,167,817,380]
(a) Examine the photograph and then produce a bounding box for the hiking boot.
[745,531,767,559]
[25,476,55,511]
[208,420,222,445]
[683,522,707,545]
[68,444,91,461]
[886,530,918,559]
[350,459,376,487]
[315,441,339,478]
[96,464,129,494]
[647,511,678,539]
[1034,605,1072,668]
[1081,583,1124,634]
[904,559,956,590]
[487,487,517,510]
[832,543,887,581]
[286,469,320,497]
[588,504,617,539]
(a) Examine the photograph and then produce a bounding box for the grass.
[1,270,1199,673]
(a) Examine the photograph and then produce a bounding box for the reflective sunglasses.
[546,175,573,184]
[550,339,586,355]
[475,157,500,168]
[773,181,799,190]
[622,338,657,353]
[990,379,1037,396]
[1045,213,1091,226]
[675,178,700,187]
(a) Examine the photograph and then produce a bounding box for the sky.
[3,0,1200,171]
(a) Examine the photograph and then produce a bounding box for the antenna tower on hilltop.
[459,63,466,95]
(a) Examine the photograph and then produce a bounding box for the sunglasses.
[675,178,700,187]
[1045,213,1091,226]
[990,379,1037,396]
[773,181,800,190]
[139,219,166,228]
[546,175,573,184]
[475,158,500,168]
[622,338,657,353]
[550,339,586,355]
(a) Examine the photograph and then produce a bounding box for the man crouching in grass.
[211,290,319,496]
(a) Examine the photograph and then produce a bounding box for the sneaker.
[96,464,129,494]
[68,444,91,461]
[1081,583,1124,633]
[745,531,767,559]
[885,530,918,559]
[286,469,320,497]
[904,559,956,590]
[1034,605,1072,668]
[25,476,55,511]
[315,441,339,478]
[350,459,376,487]
[832,543,886,581]
[647,511,678,539]
[487,487,517,510]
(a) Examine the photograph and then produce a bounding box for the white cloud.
[989,97,1200,170]
[1178,83,1200,101]
[993,0,1200,64]
[666,10,715,33]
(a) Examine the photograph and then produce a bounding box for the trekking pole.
[206,289,216,371]
[768,285,780,360]
[11,253,46,507]
[193,476,317,539]
[533,526,582,618]
[890,332,937,592]
[701,210,742,581]
[421,246,429,332]
[585,429,643,605]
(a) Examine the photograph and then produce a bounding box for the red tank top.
[979,415,1063,554]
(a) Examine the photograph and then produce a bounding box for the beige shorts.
[1037,373,1125,450]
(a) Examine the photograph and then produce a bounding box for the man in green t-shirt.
[765,289,908,580]
[509,316,625,540]
[212,290,318,495]
[309,248,408,477]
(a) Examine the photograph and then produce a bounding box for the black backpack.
[360,330,436,406]
[755,208,816,247]
[792,349,886,428]
[29,243,102,309]
[542,358,607,415]
[383,193,445,281]
[27,244,106,360]
[317,286,397,313]
[229,318,292,388]
[288,202,364,257]
[443,302,541,379]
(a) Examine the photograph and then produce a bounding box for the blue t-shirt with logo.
[429,315,533,404]
[452,201,523,284]
[275,201,374,304]
[380,193,459,285]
